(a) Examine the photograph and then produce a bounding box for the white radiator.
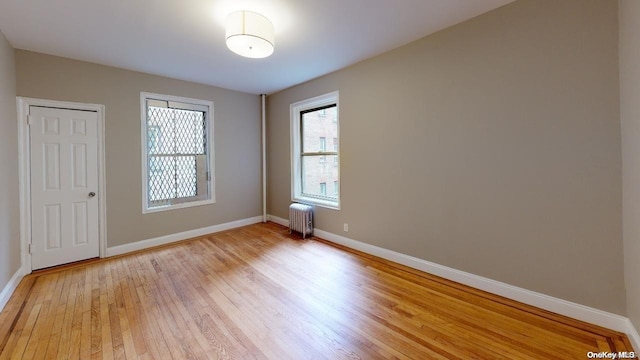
[289,203,313,239]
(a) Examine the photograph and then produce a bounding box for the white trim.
[290,91,340,210]
[107,216,263,257]
[0,265,28,313]
[267,214,634,338]
[140,91,216,214]
[268,214,289,227]
[17,97,108,272]
[626,319,640,353]
[315,226,630,331]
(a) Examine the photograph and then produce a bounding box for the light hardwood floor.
[0,222,635,359]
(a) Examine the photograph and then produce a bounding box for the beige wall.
[267,0,625,314]
[0,30,20,291]
[16,51,262,248]
[620,0,640,335]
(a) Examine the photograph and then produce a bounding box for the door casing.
[17,97,107,272]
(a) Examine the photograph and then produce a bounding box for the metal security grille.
[146,104,207,207]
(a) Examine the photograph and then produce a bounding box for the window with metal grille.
[141,92,215,213]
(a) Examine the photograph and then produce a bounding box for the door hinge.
[28,243,32,254]
[27,115,32,126]
[207,171,211,181]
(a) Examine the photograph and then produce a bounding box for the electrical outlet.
[344,223,349,232]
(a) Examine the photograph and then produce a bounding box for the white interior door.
[29,106,100,270]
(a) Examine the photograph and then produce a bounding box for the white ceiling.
[0,0,514,95]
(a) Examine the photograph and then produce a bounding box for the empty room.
[0,0,639,358]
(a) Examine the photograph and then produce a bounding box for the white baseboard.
[107,216,264,257]
[0,265,28,313]
[626,318,640,353]
[267,214,635,341]
[268,214,289,227]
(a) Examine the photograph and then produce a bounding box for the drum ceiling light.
[225,11,275,59]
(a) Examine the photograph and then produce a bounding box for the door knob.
[88,192,96,198]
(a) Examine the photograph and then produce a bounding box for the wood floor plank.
[79,296,92,360]
[8,303,41,360]
[0,222,636,359]
[28,273,63,360]
[97,264,115,360]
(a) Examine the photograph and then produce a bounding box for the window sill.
[293,195,340,210]
[143,198,216,214]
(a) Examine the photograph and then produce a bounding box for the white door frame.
[17,97,107,272]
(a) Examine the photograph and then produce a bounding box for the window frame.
[290,91,340,210]
[140,92,215,214]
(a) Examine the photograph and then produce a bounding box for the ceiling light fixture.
[225,11,275,59]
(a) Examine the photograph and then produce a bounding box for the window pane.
[176,156,197,198]
[174,109,205,154]
[302,106,337,153]
[302,155,339,199]
[148,107,173,155]
[148,156,175,202]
